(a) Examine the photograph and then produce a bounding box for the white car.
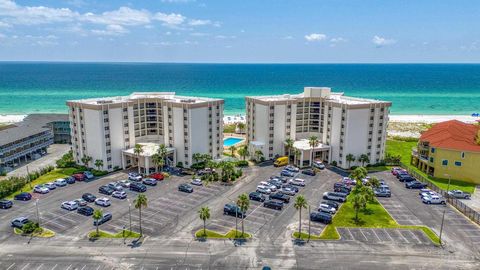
[33,185,50,194]
[128,172,142,181]
[95,198,111,207]
[313,161,325,169]
[257,185,272,193]
[61,201,78,211]
[112,191,127,199]
[289,178,306,187]
[318,203,336,214]
[73,198,87,207]
[191,178,203,186]
[420,190,436,198]
[259,181,277,192]
[44,182,57,190]
[285,165,300,172]
[54,178,67,187]
[422,195,446,205]
[118,180,131,188]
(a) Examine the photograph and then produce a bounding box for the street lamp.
[127,198,132,233]
[308,204,311,242]
[232,200,238,238]
[35,199,40,227]
[439,173,452,247]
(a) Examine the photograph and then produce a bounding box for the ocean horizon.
[1,62,480,116]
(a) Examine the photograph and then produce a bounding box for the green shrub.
[22,221,40,234]
[56,150,76,168]
[331,160,337,166]
[190,162,206,170]
[91,170,108,177]
[176,162,184,168]
[235,160,249,167]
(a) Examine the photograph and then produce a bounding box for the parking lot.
[338,228,432,245]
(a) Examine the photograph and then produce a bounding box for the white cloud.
[372,35,396,47]
[215,35,236,39]
[162,0,196,3]
[91,24,129,36]
[81,7,151,26]
[154,12,186,26]
[283,35,293,40]
[304,33,327,42]
[190,32,209,37]
[330,37,347,43]
[0,21,10,28]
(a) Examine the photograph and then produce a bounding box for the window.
[455,161,462,166]
[461,152,465,159]
[431,147,435,153]
[429,157,434,163]
[442,159,448,166]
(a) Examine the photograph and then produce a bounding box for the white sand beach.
[0,114,27,124]
[389,114,479,123]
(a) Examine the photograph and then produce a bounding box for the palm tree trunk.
[298,209,302,237]
[355,209,358,223]
[139,207,143,236]
[203,220,206,236]
[137,156,141,174]
[241,218,244,237]
[288,149,291,164]
[96,223,99,237]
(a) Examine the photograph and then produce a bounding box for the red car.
[73,173,85,181]
[148,173,164,181]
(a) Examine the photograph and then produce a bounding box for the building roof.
[122,143,175,157]
[420,120,480,152]
[292,139,330,151]
[0,114,69,146]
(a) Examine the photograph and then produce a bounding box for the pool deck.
[222,134,246,149]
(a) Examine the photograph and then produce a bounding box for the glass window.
[429,157,434,163]
[442,159,448,166]
[455,161,462,166]
[431,147,435,153]
[461,152,465,159]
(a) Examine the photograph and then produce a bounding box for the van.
[274,156,289,167]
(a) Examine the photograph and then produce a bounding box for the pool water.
[223,137,243,147]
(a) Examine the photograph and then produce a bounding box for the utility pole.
[308,204,311,242]
[26,165,32,189]
[439,174,451,247]
[35,199,40,226]
[235,206,238,238]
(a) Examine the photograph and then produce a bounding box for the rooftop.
[122,143,175,157]
[292,139,330,151]
[420,120,480,152]
[68,92,222,105]
[0,114,69,146]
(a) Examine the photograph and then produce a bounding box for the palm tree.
[308,136,319,167]
[294,149,301,166]
[285,138,294,164]
[294,195,308,237]
[156,144,168,172]
[133,144,144,174]
[237,145,249,161]
[198,206,210,236]
[368,176,381,188]
[93,209,103,237]
[94,159,103,171]
[237,122,246,134]
[350,166,368,183]
[81,155,92,168]
[346,154,355,169]
[229,145,237,157]
[351,190,366,223]
[358,154,370,167]
[254,150,263,162]
[237,193,250,237]
[151,153,161,172]
[192,153,202,164]
[134,194,148,237]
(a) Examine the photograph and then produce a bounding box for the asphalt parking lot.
[338,227,432,245]
[372,170,480,252]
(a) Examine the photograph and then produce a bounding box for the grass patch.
[195,229,251,239]
[292,231,323,240]
[386,140,476,194]
[366,165,390,172]
[7,167,78,199]
[318,195,440,245]
[88,230,140,239]
[14,227,55,238]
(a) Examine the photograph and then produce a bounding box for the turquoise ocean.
[0,63,479,116]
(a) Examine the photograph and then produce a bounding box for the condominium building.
[245,87,391,169]
[0,114,70,173]
[67,92,224,172]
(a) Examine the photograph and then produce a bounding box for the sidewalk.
[463,185,480,212]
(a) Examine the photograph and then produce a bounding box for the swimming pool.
[223,137,244,147]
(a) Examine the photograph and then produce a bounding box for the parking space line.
[65,264,72,270]
[36,264,44,270]
[358,229,369,241]
[346,228,355,240]
[370,229,382,242]
[80,265,86,270]
[6,263,15,270]
[51,264,58,270]
[383,229,394,241]
[20,263,30,270]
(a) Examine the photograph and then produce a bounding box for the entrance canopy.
[122,142,176,173]
[289,139,330,168]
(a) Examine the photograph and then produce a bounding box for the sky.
[0,0,479,63]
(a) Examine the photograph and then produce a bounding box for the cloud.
[330,37,347,43]
[0,0,219,35]
[0,21,10,28]
[283,35,293,40]
[162,0,196,3]
[372,35,396,47]
[304,33,327,42]
[215,35,236,39]
[190,32,209,37]
[91,24,129,36]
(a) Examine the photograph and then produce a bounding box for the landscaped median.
[301,196,441,245]
[194,229,251,239]
[88,230,140,239]
[14,227,55,238]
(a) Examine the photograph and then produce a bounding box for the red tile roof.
[420,120,480,152]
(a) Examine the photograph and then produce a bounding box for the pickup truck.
[447,190,471,199]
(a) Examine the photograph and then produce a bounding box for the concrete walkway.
[6,144,70,178]
[462,185,480,212]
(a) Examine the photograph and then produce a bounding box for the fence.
[399,162,480,226]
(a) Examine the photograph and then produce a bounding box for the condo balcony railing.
[0,133,53,154]
[1,139,53,162]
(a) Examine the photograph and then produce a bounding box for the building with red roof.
[411,120,480,184]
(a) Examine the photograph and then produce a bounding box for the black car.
[267,180,282,189]
[77,206,94,216]
[0,199,13,209]
[14,192,32,201]
[321,200,339,210]
[65,176,76,184]
[178,183,193,193]
[93,213,112,226]
[334,186,351,194]
[302,169,316,176]
[398,175,416,182]
[269,192,290,203]
[99,185,114,195]
[396,172,410,179]
[264,200,283,210]
[223,203,245,218]
[249,192,266,202]
[310,212,332,224]
[130,182,147,192]
[282,184,299,193]
[406,181,428,189]
[82,193,97,203]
